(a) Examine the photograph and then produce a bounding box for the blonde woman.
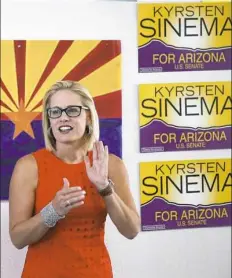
[9,81,140,278]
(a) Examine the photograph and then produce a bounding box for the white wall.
[1,1,231,278]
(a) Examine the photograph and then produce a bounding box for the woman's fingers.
[60,186,82,196]
[63,190,85,204]
[93,142,97,162]
[68,201,85,209]
[84,155,91,170]
[53,178,86,216]
[63,191,86,202]
[93,141,105,163]
[67,195,85,205]
[104,145,109,165]
[61,194,85,208]
[63,177,70,189]
[63,194,85,209]
[62,200,84,213]
[98,141,105,160]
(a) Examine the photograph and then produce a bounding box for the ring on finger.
[66,200,71,207]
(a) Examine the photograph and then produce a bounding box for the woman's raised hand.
[52,177,86,217]
[84,141,109,191]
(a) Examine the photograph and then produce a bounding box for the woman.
[9,80,140,278]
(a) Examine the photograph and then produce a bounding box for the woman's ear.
[86,110,91,122]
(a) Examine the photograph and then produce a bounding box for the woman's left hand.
[84,141,109,191]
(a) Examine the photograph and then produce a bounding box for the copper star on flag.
[4,100,40,139]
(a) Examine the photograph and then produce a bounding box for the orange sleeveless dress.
[22,148,113,278]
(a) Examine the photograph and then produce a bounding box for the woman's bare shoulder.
[109,153,122,163]
[108,153,128,177]
[16,153,37,169]
[12,154,38,188]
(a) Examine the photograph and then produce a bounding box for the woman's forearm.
[10,213,50,249]
[103,192,140,239]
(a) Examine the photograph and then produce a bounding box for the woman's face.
[48,89,89,145]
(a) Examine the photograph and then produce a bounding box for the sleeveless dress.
[21,148,113,278]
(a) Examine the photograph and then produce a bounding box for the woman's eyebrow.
[49,105,71,109]
[49,105,81,109]
[49,106,62,109]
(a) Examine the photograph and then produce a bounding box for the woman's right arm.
[9,154,50,249]
[9,154,86,250]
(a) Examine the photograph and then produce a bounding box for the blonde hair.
[42,80,99,153]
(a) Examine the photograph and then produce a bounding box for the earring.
[86,125,92,135]
[48,126,53,137]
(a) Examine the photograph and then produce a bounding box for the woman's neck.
[55,142,87,164]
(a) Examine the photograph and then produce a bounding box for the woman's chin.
[55,135,83,145]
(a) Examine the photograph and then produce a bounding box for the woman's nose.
[59,111,70,121]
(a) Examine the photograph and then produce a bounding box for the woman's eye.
[68,108,76,112]
[52,109,60,115]
[68,107,80,114]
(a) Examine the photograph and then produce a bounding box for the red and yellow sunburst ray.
[14,41,26,105]
[64,40,121,81]
[26,40,74,108]
[0,100,14,112]
[79,55,121,97]
[29,41,121,112]
[0,79,19,110]
[0,90,16,112]
[94,90,121,118]
[26,40,100,111]
[30,100,43,112]
[0,41,19,110]
[24,40,60,106]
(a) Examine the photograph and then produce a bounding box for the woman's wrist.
[97,179,114,197]
[95,179,108,190]
[40,202,65,228]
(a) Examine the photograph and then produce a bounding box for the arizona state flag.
[0,40,122,200]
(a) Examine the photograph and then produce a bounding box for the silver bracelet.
[40,202,65,228]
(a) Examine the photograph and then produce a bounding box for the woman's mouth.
[58,125,73,134]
